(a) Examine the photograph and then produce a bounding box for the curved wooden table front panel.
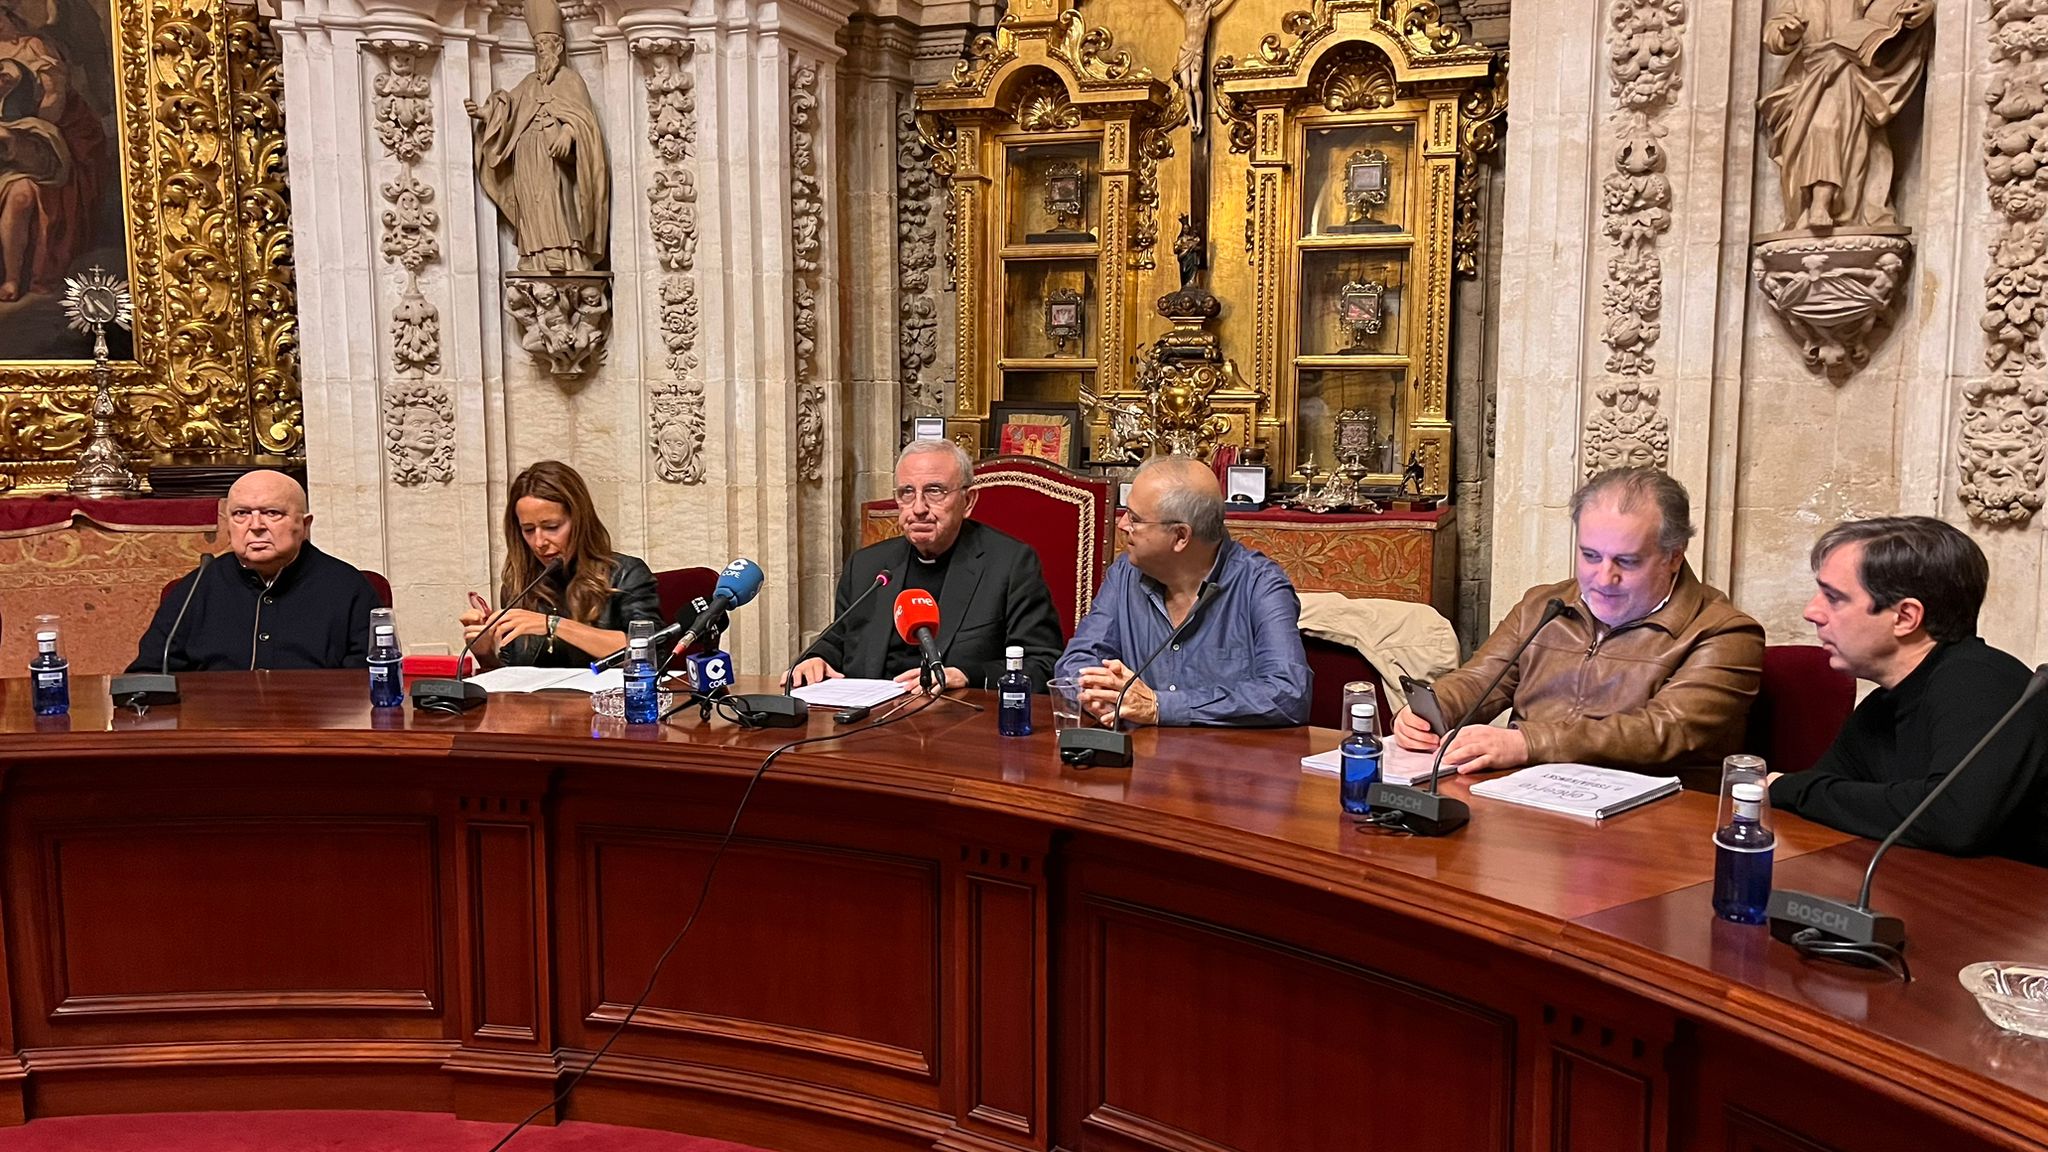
[0,672,2043,1152]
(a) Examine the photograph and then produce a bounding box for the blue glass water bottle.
[369,609,404,708]
[30,624,69,717]
[1339,702,1381,815]
[1713,779,1775,924]
[997,645,1032,737]
[624,620,659,725]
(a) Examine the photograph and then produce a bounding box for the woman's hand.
[459,607,499,656]
[482,608,551,653]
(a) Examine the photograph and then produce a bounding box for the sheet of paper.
[791,679,909,708]
[467,666,587,694]
[1299,742,1444,786]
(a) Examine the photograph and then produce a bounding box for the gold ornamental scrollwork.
[0,0,301,491]
[1048,9,1150,86]
[1321,57,1396,111]
[1454,64,1508,277]
[1015,76,1081,131]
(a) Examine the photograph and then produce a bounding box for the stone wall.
[1492,0,2047,661]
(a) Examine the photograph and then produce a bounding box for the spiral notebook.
[1468,764,1682,820]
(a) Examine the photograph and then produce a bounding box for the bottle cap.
[374,625,395,637]
[1005,645,1023,659]
[35,631,56,643]
[1350,701,1374,716]
[1731,782,1765,803]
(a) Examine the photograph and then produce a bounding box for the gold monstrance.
[63,268,140,498]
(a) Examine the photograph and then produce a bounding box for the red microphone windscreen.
[892,588,939,643]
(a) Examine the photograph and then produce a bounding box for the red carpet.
[0,1110,766,1151]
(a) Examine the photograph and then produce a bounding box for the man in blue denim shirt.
[1055,455,1311,727]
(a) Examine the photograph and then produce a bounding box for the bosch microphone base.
[1766,890,1906,949]
[729,693,809,729]
[1364,783,1470,836]
[1058,727,1134,768]
[410,678,489,713]
[109,673,181,707]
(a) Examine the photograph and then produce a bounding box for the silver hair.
[897,438,975,489]
[1136,454,1225,545]
[1569,466,1695,553]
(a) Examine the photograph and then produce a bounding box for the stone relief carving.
[1968,0,2048,524]
[383,378,456,486]
[368,40,452,486]
[636,36,706,485]
[466,0,613,375]
[1584,0,1685,474]
[897,99,943,434]
[791,59,825,481]
[1751,0,1928,381]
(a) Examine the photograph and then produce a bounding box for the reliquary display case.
[915,0,1181,460]
[1215,0,1502,496]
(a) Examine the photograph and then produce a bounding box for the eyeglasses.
[894,484,964,506]
[227,507,293,525]
[1120,508,1185,530]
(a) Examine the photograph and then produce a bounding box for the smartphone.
[1401,675,1448,734]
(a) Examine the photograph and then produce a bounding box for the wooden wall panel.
[1080,901,1512,1152]
[583,831,940,1078]
[466,821,540,1041]
[38,820,438,1020]
[1551,1050,1652,1152]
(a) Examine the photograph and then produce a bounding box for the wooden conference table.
[0,672,2043,1152]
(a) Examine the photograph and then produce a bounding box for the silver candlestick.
[63,268,140,499]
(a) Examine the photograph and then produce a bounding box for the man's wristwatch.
[546,614,560,653]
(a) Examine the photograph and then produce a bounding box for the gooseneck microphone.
[708,571,894,730]
[1368,597,1566,835]
[1058,581,1220,768]
[1768,663,2048,981]
[412,557,561,714]
[111,553,215,708]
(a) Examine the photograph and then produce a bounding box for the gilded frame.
[0,0,299,493]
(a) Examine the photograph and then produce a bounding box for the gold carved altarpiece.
[0,0,299,493]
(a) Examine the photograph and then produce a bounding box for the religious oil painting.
[0,0,129,361]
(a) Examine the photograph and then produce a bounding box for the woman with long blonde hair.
[459,460,661,667]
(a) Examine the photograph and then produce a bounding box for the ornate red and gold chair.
[860,455,1114,639]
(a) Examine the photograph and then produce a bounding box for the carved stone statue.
[1757,0,1932,232]
[465,0,610,272]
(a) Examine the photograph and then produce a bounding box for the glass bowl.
[1958,962,2048,1039]
[591,687,675,719]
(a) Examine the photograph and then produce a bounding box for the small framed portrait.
[1226,465,1269,509]
[989,402,1083,469]
[1044,288,1084,355]
[912,416,946,441]
[1343,149,1392,220]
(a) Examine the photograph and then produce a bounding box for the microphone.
[412,557,561,713]
[111,553,215,707]
[1767,663,2048,980]
[892,589,944,690]
[721,571,894,731]
[1058,582,1222,768]
[1368,596,1567,835]
[590,621,683,673]
[672,558,764,657]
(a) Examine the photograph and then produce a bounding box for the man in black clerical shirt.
[786,440,1063,691]
[128,470,380,673]
[1772,517,2048,865]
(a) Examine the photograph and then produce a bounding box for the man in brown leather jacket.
[1391,467,1763,779]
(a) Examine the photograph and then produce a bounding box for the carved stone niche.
[1751,233,1910,381]
[503,272,613,377]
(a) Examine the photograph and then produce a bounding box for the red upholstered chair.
[1745,644,1857,775]
[1303,634,1389,730]
[654,566,719,624]
[860,455,1114,640]
[159,568,393,608]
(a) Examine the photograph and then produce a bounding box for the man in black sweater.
[1772,516,2048,866]
[786,439,1063,692]
[128,470,379,673]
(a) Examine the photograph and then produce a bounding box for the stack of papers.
[1468,763,1682,820]
[790,679,908,708]
[1300,743,1450,787]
